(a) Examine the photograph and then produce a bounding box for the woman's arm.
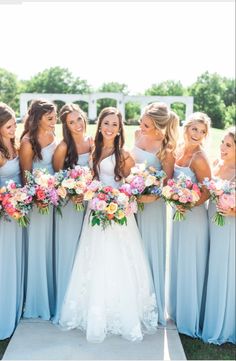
[122,150,135,178]
[19,139,34,184]
[191,153,211,206]
[162,150,175,181]
[53,141,67,172]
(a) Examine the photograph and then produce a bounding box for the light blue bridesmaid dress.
[23,140,57,320]
[132,146,166,326]
[167,163,209,337]
[0,157,24,339]
[53,152,90,324]
[201,198,235,345]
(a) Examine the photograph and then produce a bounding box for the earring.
[117,132,120,136]
[99,128,101,132]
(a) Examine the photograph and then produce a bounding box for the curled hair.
[0,102,16,159]
[183,112,211,140]
[142,102,179,162]
[224,126,236,143]
[20,99,56,160]
[92,107,125,181]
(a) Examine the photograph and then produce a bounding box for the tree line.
[0,66,235,129]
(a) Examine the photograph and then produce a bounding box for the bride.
[59,107,158,342]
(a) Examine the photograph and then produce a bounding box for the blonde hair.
[224,126,236,143]
[183,112,211,140]
[142,102,179,162]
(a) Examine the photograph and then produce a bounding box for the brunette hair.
[20,99,56,160]
[92,107,125,181]
[59,103,88,169]
[0,102,16,159]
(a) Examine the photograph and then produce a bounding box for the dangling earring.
[99,128,101,132]
[117,132,120,136]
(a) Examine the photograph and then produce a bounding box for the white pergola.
[20,93,194,121]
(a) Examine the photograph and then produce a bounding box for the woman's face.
[139,115,163,138]
[0,117,17,140]
[220,134,235,162]
[39,110,57,132]
[66,111,85,136]
[100,114,120,142]
[185,121,207,145]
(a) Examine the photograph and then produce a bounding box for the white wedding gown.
[59,155,158,342]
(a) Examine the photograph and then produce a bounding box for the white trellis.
[20,93,194,121]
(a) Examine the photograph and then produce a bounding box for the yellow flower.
[84,189,94,201]
[116,210,125,219]
[106,202,118,214]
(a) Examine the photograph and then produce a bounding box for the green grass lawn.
[180,334,236,360]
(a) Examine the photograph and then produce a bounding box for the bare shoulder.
[193,150,209,166]
[0,152,5,167]
[56,140,67,151]
[20,137,32,151]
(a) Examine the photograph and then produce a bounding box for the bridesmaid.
[167,112,211,337]
[132,102,179,326]
[19,99,57,320]
[202,127,235,345]
[52,103,93,323]
[0,103,24,339]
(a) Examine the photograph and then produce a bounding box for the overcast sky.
[0,1,235,94]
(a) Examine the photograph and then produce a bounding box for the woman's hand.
[137,194,159,204]
[176,204,187,214]
[216,205,236,217]
[71,194,84,204]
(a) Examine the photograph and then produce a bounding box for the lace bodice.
[0,157,21,187]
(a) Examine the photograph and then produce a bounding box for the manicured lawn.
[180,334,236,360]
[0,338,10,360]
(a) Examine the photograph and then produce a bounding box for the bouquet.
[162,173,201,221]
[85,180,138,229]
[25,169,61,215]
[0,186,8,221]
[55,166,93,212]
[0,180,33,227]
[120,163,166,211]
[203,177,236,226]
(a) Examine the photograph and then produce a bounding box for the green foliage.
[145,80,185,96]
[25,66,90,94]
[188,71,227,129]
[0,68,20,114]
[125,102,141,123]
[224,104,236,128]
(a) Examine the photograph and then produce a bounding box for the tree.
[145,80,185,96]
[145,80,186,120]
[224,105,236,128]
[188,72,226,128]
[25,66,91,94]
[0,68,20,113]
[221,78,235,107]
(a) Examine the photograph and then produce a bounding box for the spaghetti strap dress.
[131,145,167,326]
[167,159,209,337]
[0,157,25,339]
[23,140,57,320]
[53,153,90,324]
